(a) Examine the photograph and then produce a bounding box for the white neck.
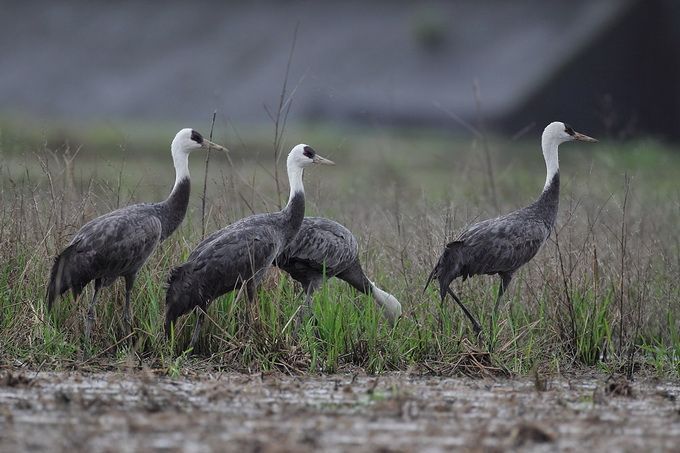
[171,145,190,191]
[286,161,305,206]
[370,281,402,325]
[541,135,560,191]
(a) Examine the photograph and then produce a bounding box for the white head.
[542,121,598,146]
[169,128,228,185]
[287,144,335,169]
[171,128,228,156]
[285,144,335,200]
[540,122,597,190]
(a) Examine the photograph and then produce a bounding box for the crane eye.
[564,124,575,136]
[190,130,204,144]
[303,146,316,159]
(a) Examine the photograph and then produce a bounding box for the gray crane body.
[276,217,402,324]
[45,128,226,339]
[164,192,304,331]
[426,173,558,302]
[425,122,596,333]
[277,217,362,291]
[164,144,335,344]
[47,179,189,307]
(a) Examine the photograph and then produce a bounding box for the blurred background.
[0,0,679,227]
[1,0,679,140]
[2,0,679,241]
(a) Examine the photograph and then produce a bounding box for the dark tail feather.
[164,267,182,339]
[437,271,455,302]
[46,243,77,311]
[423,263,439,295]
[46,275,57,312]
[164,263,198,339]
[423,258,453,302]
[424,241,464,300]
[164,316,174,339]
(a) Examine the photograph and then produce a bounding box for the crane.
[47,128,227,339]
[164,144,334,347]
[276,216,402,325]
[425,122,597,334]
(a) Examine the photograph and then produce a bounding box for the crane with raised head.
[47,128,227,340]
[164,144,334,347]
[425,122,597,334]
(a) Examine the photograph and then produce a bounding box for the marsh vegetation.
[0,123,678,378]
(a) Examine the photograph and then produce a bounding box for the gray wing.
[191,213,274,258]
[277,217,359,276]
[458,212,550,276]
[187,222,283,300]
[69,206,162,280]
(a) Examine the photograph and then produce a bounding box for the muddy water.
[0,370,678,452]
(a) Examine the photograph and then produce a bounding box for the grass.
[0,121,678,379]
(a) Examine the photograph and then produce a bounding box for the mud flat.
[0,370,678,452]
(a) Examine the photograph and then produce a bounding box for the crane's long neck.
[369,281,402,325]
[342,269,402,326]
[158,148,191,241]
[282,163,305,243]
[541,135,560,191]
[536,135,560,227]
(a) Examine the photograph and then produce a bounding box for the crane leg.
[245,280,257,329]
[84,279,103,341]
[446,287,482,336]
[189,308,205,350]
[123,274,136,336]
[296,278,322,328]
[493,273,513,315]
[488,273,514,345]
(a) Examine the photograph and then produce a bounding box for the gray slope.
[0,1,626,127]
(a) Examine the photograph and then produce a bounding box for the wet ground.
[0,369,678,452]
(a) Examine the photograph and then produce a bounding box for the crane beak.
[573,132,598,143]
[202,139,229,153]
[312,154,335,165]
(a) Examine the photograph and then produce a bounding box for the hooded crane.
[165,144,334,346]
[275,217,402,325]
[47,128,227,340]
[425,122,597,334]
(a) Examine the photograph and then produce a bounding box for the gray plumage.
[46,128,224,339]
[164,144,334,345]
[425,174,558,326]
[164,193,304,335]
[276,217,401,324]
[47,180,189,337]
[424,122,596,333]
